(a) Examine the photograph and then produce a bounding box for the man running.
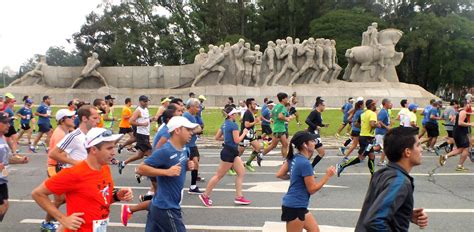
[196,95,206,132]
[420,101,442,153]
[239,98,261,173]
[436,100,458,153]
[32,128,132,232]
[289,92,301,126]
[183,98,204,194]
[31,96,53,153]
[336,97,354,137]
[93,98,107,128]
[305,97,328,169]
[3,96,19,155]
[397,99,409,127]
[118,98,136,154]
[375,99,392,167]
[103,95,116,131]
[16,98,35,147]
[261,100,275,145]
[419,99,435,138]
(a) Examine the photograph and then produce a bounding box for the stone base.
[2,81,437,107]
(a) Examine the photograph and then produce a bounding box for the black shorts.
[358,136,375,156]
[38,124,52,133]
[132,126,138,136]
[262,125,272,135]
[454,133,470,148]
[135,134,152,152]
[351,130,360,137]
[289,107,297,115]
[425,123,439,138]
[281,206,308,222]
[21,123,31,131]
[188,146,200,159]
[220,144,239,163]
[0,183,8,205]
[119,127,133,134]
[273,132,287,139]
[4,125,17,137]
[447,130,453,138]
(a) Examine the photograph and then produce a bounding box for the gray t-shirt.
[0,137,11,184]
[443,106,457,131]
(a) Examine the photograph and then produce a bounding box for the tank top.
[454,109,469,136]
[136,106,150,135]
[104,110,114,129]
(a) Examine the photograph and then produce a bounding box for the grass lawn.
[12,106,448,138]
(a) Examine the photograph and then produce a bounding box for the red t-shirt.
[45,161,114,232]
[466,104,472,123]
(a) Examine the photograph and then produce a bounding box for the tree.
[45,46,83,66]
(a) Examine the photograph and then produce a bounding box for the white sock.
[190,185,196,190]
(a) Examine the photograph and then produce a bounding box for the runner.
[339,99,364,159]
[40,109,76,231]
[237,100,247,119]
[183,98,204,194]
[3,96,19,154]
[305,97,328,168]
[397,99,410,127]
[258,92,295,164]
[336,97,354,137]
[32,128,132,232]
[118,95,155,176]
[289,92,301,126]
[136,116,197,232]
[439,100,473,171]
[196,95,206,131]
[355,126,428,231]
[261,100,275,146]
[276,131,335,232]
[436,99,458,153]
[93,98,107,128]
[0,113,28,222]
[31,96,53,153]
[153,97,170,126]
[375,99,392,167]
[198,107,251,207]
[419,99,435,139]
[118,98,136,154]
[406,103,419,128]
[238,98,261,173]
[419,101,442,153]
[337,99,379,177]
[16,98,35,146]
[103,95,116,131]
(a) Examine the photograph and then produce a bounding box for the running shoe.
[342,156,349,162]
[117,144,124,154]
[199,194,213,207]
[197,176,206,182]
[439,154,448,166]
[234,196,251,205]
[118,161,125,174]
[455,166,469,172]
[227,168,237,176]
[135,173,142,183]
[336,163,344,177]
[40,221,58,232]
[121,205,132,226]
[188,187,203,195]
[263,141,269,150]
[244,163,256,172]
[256,153,264,167]
[139,193,154,202]
[434,146,440,156]
[338,147,346,156]
[29,146,37,153]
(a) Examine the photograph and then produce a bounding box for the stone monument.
[8,55,47,86]
[71,52,109,88]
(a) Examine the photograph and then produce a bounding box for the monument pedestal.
[3,81,436,107]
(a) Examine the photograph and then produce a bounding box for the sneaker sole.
[121,205,128,226]
[187,191,203,195]
[198,195,212,207]
[234,201,251,205]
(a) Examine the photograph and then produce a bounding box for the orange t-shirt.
[119,106,132,128]
[47,127,67,166]
[97,114,104,128]
[45,161,114,232]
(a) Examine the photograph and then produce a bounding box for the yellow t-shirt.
[409,111,417,127]
[360,110,377,137]
[119,106,132,128]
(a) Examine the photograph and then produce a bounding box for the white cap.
[167,116,199,133]
[85,128,124,148]
[268,102,276,106]
[56,109,76,121]
[227,108,240,117]
[356,97,364,102]
[465,93,472,101]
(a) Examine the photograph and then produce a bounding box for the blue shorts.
[38,124,51,133]
[145,205,185,232]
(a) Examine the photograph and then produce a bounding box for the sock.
[438,142,448,148]
[311,155,323,168]
[368,158,375,175]
[247,151,258,165]
[341,157,360,168]
[146,191,154,196]
[191,170,198,186]
[343,138,352,147]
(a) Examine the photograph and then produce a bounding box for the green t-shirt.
[272,103,287,133]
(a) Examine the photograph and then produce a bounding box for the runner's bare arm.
[130,109,142,126]
[214,129,224,141]
[304,166,335,194]
[136,162,180,177]
[276,161,289,180]
[49,147,80,166]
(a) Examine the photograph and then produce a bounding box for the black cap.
[291,131,318,148]
[0,113,9,124]
[42,95,50,101]
[366,99,376,108]
[105,95,115,100]
[139,95,150,102]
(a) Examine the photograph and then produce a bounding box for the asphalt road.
[1,145,473,232]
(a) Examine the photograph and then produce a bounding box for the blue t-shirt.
[37,103,51,125]
[428,107,439,125]
[17,106,33,125]
[351,109,364,132]
[261,103,268,113]
[144,142,188,210]
[342,103,353,122]
[0,137,11,184]
[261,107,271,126]
[222,119,239,148]
[422,105,433,125]
[195,104,204,126]
[282,154,314,208]
[152,124,170,150]
[5,107,14,124]
[183,112,198,147]
[375,108,390,135]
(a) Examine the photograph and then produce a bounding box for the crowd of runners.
[0,90,472,231]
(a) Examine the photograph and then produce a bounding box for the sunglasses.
[87,130,113,146]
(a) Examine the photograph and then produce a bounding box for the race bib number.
[26,114,31,120]
[46,110,52,116]
[93,218,109,232]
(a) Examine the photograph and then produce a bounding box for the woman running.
[276,131,335,232]
[199,106,251,207]
[339,99,365,161]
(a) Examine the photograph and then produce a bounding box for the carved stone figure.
[289,39,317,86]
[328,39,342,82]
[252,44,263,87]
[231,39,245,85]
[361,26,372,46]
[194,48,208,66]
[9,55,47,86]
[274,39,285,75]
[310,38,328,83]
[71,52,108,88]
[242,42,255,86]
[263,41,276,86]
[191,45,226,87]
[272,37,298,85]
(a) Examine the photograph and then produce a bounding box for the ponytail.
[287,143,295,160]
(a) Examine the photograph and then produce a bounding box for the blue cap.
[408,103,418,111]
[25,99,33,104]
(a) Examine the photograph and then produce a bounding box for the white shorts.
[375,134,384,149]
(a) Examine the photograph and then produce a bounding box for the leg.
[232,157,246,198]
[32,132,44,147]
[124,150,145,165]
[203,161,234,197]
[311,146,325,168]
[344,136,359,157]
[303,212,320,232]
[263,135,280,155]
[286,217,305,232]
[280,134,289,158]
[0,200,9,221]
[129,200,151,213]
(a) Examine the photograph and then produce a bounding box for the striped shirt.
[56,128,87,168]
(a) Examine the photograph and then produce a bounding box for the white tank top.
[136,106,150,135]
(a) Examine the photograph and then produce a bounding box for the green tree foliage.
[45,46,83,66]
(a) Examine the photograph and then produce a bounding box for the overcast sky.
[0,0,103,74]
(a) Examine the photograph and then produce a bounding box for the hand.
[0,163,4,171]
[187,160,195,171]
[412,208,428,229]
[117,188,133,202]
[326,166,336,177]
[166,163,182,177]
[59,212,85,231]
